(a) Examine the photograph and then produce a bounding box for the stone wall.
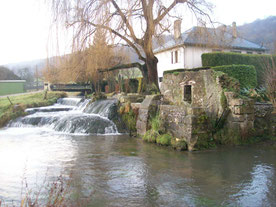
[161,69,224,120]
[221,92,255,142]
[159,105,211,151]
[254,102,274,136]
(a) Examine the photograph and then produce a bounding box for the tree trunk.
[145,54,159,93]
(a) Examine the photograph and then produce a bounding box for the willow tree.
[43,28,127,91]
[50,0,212,91]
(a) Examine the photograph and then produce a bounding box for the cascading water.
[9,97,121,135]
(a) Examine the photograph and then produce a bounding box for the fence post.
[7,96,13,105]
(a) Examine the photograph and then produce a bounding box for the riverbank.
[0,91,66,128]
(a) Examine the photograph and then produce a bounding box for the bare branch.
[110,0,143,45]
[154,0,187,25]
[83,20,146,62]
[99,62,144,73]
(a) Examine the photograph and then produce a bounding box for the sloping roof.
[154,26,267,53]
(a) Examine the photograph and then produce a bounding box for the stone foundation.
[159,105,211,151]
[254,102,274,136]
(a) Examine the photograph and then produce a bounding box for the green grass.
[0,91,66,128]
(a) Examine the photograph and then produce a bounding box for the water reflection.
[0,127,77,203]
[0,128,276,206]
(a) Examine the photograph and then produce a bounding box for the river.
[0,98,275,206]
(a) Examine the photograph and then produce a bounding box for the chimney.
[232,21,237,38]
[174,20,182,39]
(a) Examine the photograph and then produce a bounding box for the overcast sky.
[0,0,275,65]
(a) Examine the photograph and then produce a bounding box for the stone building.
[136,68,275,151]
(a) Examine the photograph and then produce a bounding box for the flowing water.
[0,98,276,206]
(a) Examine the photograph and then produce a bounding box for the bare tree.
[50,0,212,92]
[43,28,128,92]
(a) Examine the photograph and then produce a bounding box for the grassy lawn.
[0,91,66,128]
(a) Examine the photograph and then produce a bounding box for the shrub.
[212,64,257,89]
[171,138,187,151]
[202,52,276,86]
[151,114,160,131]
[240,87,269,102]
[156,133,172,146]
[142,130,159,143]
[122,109,137,133]
[129,79,139,93]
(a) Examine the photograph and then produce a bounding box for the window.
[184,85,192,102]
[175,50,178,63]
[246,51,253,54]
[171,50,179,64]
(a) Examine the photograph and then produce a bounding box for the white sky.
[0,0,275,65]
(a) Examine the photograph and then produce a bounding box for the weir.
[8,97,121,135]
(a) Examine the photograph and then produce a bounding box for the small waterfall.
[84,99,118,118]
[57,97,83,106]
[9,97,120,135]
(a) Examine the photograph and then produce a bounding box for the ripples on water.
[0,98,275,206]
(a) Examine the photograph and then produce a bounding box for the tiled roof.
[154,26,266,53]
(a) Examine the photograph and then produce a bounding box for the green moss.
[156,133,172,146]
[212,70,240,93]
[163,67,210,75]
[171,138,187,151]
[220,91,227,109]
[142,130,159,143]
[198,114,209,125]
[151,114,160,131]
[195,134,216,150]
[122,109,137,133]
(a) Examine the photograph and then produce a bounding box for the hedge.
[212,64,257,89]
[202,52,276,86]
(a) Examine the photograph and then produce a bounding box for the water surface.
[0,98,275,206]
